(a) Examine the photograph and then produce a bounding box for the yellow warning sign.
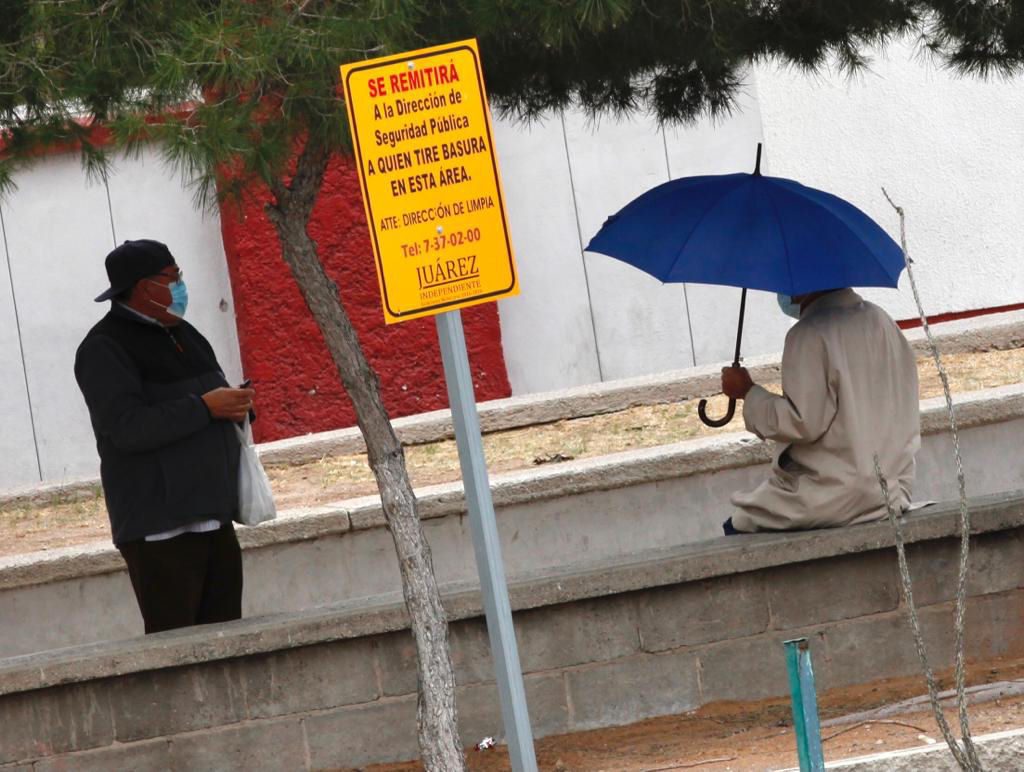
[340,39,519,324]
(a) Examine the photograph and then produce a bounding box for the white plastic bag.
[235,418,276,526]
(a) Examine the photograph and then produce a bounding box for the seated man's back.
[731,288,920,531]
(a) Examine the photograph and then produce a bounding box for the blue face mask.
[149,277,189,318]
[167,279,189,318]
[776,293,801,319]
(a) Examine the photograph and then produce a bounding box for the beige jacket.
[731,289,920,532]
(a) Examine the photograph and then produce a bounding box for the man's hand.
[721,366,754,400]
[202,387,256,422]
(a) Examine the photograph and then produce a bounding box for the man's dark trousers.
[118,523,243,634]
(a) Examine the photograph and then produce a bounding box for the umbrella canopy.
[584,146,906,428]
[585,171,905,295]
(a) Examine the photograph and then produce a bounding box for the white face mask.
[776,293,801,319]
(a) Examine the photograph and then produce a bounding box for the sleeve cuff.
[193,393,212,422]
[742,385,773,439]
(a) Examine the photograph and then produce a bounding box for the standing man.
[721,288,920,533]
[75,239,255,633]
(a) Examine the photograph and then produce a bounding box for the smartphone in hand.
[239,379,255,423]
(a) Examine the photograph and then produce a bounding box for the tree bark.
[265,141,466,771]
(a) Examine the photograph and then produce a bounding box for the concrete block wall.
[1,496,1022,770]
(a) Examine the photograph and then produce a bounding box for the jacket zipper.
[166,329,184,353]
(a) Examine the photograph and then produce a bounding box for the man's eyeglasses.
[154,267,184,282]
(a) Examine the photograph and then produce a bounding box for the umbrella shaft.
[732,288,747,367]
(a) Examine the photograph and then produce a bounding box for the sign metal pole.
[436,309,537,772]
[342,40,533,767]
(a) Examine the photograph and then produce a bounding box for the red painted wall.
[898,301,1024,330]
[219,154,511,443]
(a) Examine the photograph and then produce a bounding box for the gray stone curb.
[794,727,1024,770]
[2,311,1021,510]
[0,490,1020,698]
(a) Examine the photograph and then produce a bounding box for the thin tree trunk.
[265,141,466,771]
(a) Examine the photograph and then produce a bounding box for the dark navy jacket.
[74,305,240,545]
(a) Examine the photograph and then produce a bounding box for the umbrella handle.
[698,397,737,428]
[698,287,747,428]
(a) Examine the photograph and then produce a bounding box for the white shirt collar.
[116,301,164,327]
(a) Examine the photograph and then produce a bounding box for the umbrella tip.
[754,143,762,176]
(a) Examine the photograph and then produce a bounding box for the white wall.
[0,148,242,490]
[491,115,602,390]
[0,213,40,486]
[494,39,1024,395]
[493,86,794,395]
[755,38,1024,319]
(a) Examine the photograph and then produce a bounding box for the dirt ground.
[355,656,1024,772]
[1,347,1022,558]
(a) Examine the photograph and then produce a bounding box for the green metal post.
[784,637,825,771]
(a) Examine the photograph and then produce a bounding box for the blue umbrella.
[585,144,905,426]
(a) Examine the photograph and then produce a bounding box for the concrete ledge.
[347,383,1024,530]
[919,383,1024,433]
[0,504,352,592]
[2,310,1021,508]
[2,383,1021,597]
[1,490,1020,698]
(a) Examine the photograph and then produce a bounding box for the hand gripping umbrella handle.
[698,287,748,428]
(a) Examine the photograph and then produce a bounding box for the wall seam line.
[560,110,606,382]
[661,127,698,367]
[0,206,44,482]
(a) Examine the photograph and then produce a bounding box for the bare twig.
[822,718,929,742]
[645,757,737,771]
[878,187,982,772]
[876,453,969,768]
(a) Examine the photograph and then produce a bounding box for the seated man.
[721,288,920,534]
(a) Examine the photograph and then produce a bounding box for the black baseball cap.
[94,239,176,302]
